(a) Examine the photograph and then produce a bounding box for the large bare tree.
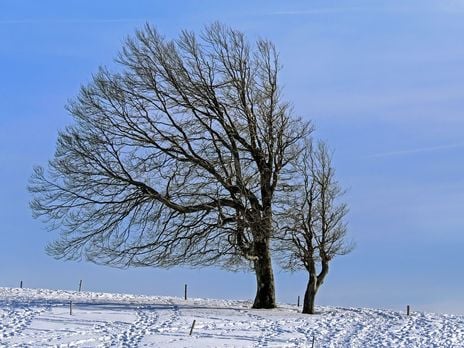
[29,23,310,308]
[276,140,352,314]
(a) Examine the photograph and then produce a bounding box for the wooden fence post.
[20,280,23,289]
[69,301,73,315]
[297,295,300,307]
[407,305,410,316]
[78,280,82,292]
[184,284,188,300]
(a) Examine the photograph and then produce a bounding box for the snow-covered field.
[0,287,463,347]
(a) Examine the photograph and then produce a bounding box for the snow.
[1,287,463,347]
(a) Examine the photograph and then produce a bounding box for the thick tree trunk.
[252,239,276,309]
[302,275,318,314]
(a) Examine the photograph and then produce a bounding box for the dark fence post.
[78,280,82,292]
[20,280,23,289]
[297,295,300,307]
[69,301,73,315]
[184,284,188,300]
[189,319,196,335]
[407,305,410,316]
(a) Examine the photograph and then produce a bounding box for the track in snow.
[0,300,52,343]
[1,287,464,347]
[111,305,160,347]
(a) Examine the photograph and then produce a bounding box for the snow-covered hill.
[0,287,463,347]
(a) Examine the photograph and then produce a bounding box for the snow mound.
[0,287,463,347]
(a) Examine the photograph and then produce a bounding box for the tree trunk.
[252,239,276,309]
[302,275,318,314]
[303,261,329,314]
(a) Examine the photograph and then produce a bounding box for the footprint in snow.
[109,306,159,348]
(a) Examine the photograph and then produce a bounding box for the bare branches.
[29,23,311,275]
[274,138,352,313]
[277,140,352,269]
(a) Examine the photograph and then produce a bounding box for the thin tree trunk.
[303,275,318,314]
[303,262,329,314]
[252,239,276,309]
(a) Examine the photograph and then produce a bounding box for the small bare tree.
[277,140,352,314]
[29,23,310,309]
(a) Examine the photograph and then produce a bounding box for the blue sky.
[1,0,464,314]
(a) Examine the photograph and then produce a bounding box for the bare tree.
[29,23,311,309]
[276,140,352,314]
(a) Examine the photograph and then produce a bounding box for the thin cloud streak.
[268,8,369,15]
[266,3,464,17]
[367,143,464,159]
[0,18,145,25]
[266,5,422,16]
[304,87,464,119]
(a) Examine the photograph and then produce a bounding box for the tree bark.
[303,262,329,314]
[302,275,318,314]
[252,239,276,309]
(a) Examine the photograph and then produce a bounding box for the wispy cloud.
[434,0,464,13]
[268,8,369,15]
[0,18,144,25]
[304,86,464,120]
[266,2,464,17]
[367,143,464,159]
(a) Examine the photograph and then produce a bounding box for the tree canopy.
[30,23,312,308]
